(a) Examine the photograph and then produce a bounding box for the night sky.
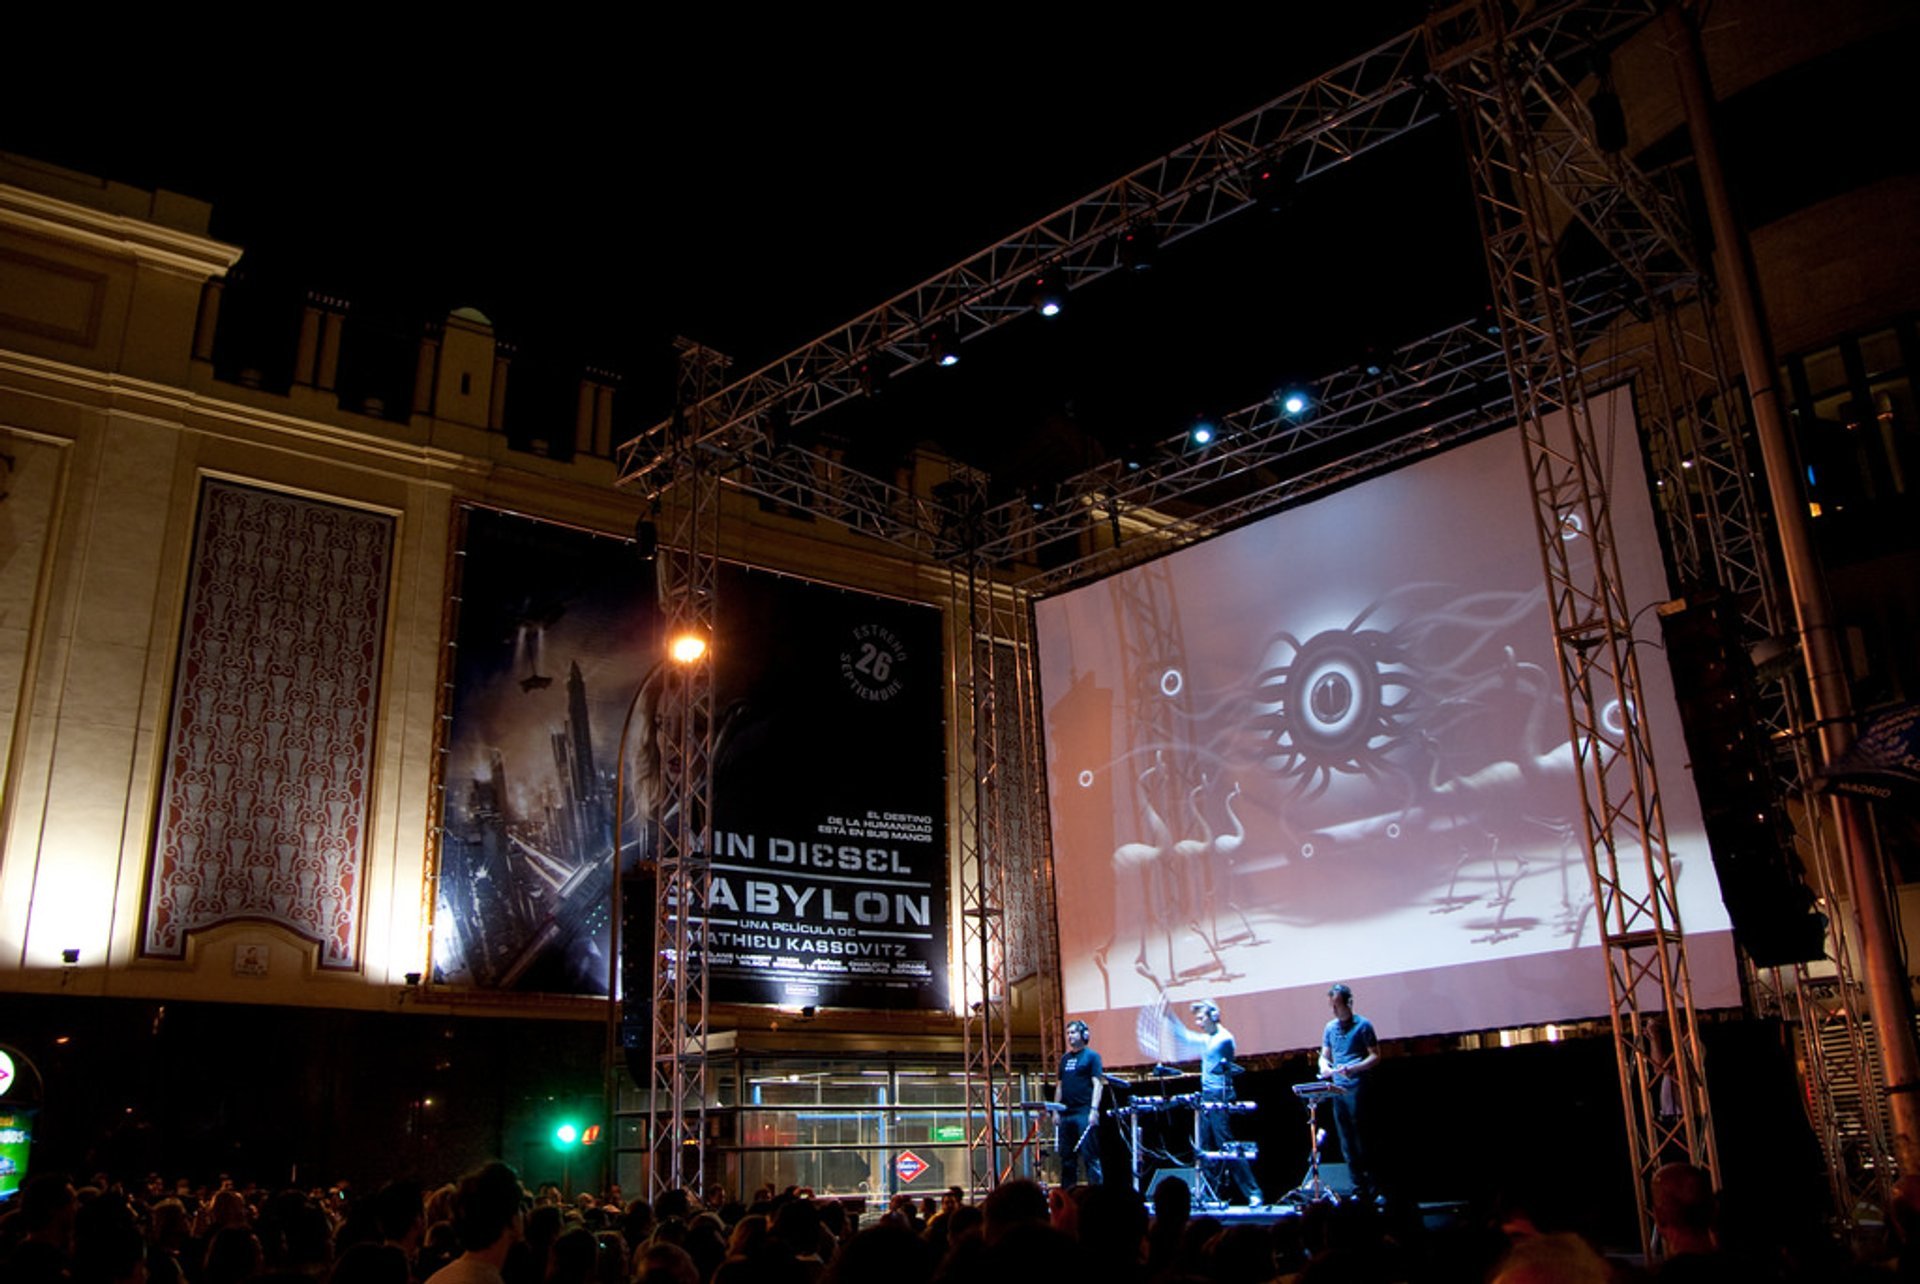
[2,8,1487,470]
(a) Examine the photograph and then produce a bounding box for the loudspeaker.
[1147,1167,1198,1199]
[1314,1162,1356,1196]
[1661,594,1827,966]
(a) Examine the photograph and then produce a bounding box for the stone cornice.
[0,183,243,279]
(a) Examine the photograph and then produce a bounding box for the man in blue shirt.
[1056,1019,1104,1186]
[1191,1000,1264,1208]
[1317,982,1380,1199]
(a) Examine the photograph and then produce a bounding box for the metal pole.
[1665,3,1920,1176]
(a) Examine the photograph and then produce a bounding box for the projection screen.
[1033,390,1739,1062]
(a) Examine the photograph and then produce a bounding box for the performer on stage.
[1317,982,1379,1198]
[1056,1019,1103,1186]
[1190,1000,1264,1207]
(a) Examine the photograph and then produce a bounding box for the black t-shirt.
[1059,1047,1104,1111]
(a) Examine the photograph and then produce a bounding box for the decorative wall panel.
[142,479,394,967]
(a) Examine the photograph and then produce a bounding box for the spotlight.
[631,518,658,563]
[1250,162,1295,216]
[669,633,708,664]
[1189,418,1216,447]
[1029,272,1066,318]
[926,323,960,367]
[1280,390,1309,417]
[1117,220,1159,272]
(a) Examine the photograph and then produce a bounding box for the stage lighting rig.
[1117,220,1159,271]
[926,323,960,367]
[1279,389,1310,417]
[1189,417,1217,448]
[1029,271,1066,318]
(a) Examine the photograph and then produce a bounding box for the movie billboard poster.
[432,506,948,1009]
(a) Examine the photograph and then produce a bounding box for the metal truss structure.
[949,561,1019,1190]
[1631,278,1895,1217]
[615,0,1875,1226]
[1427,0,1719,1252]
[645,338,727,1199]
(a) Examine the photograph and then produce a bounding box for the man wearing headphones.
[1056,1019,1103,1186]
[1191,1000,1264,1208]
[1318,982,1379,1199]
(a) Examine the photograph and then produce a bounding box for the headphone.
[1066,1019,1091,1043]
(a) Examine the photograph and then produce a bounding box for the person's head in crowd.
[207,1189,251,1232]
[451,1162,527,1262]
[424,1185,459,1231]
[981,1221,1076,1278]
[945,1205,983,1243]
[328,1241,410,1284]
[1652,1162,1717,1258]
[633,1242,699,1284]
[979,1179,1048,1246]
[724,1213,770,1261]
[548,1225,598,1284]
[772,1200,821,1259]
[1046,1186,1077,1238]
[1151,1174,1191,1226]
[151,1198,193,1251]
[681,1215,728,1279]
[621,1201,655,1250]
[204,1227,266,1284]
[822,1221,935,1284]
[14,1173,78,1247]
[372,1180,425,1252]
[588,1231,626,1284]
[1490,1232,1610,1284]
[653,1189,693,1223]
[418,1220,462,1279]
[1078,1184,1149,1271]
[71,1193,146,1284]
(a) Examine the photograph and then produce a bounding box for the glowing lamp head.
[669,634,708,664]
[1190,421,1216,447]
[555,1122,580,1146]
[1282,392,1308,417]
[937,352,960,367]
[1039,300,1062,318]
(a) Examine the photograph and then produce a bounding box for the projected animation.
[1035,400,1738,1056]
[1096,585,1591,1005]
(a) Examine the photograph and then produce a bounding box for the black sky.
[3,8,1488,466]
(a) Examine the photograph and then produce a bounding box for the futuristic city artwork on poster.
[1035,395,1739,1059]
[432,507,948,1007]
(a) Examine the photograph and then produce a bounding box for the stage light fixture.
[927,323,960,367]
[669,633,708,664]
[631,518,658,563]
[61,948,80,965]
[1030,272,1066,318]
[1118,220,1159,271]
[1281,390,1309,417]
[1190,419,1216,447]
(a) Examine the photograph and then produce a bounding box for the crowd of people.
[0,1159,1912,1284]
